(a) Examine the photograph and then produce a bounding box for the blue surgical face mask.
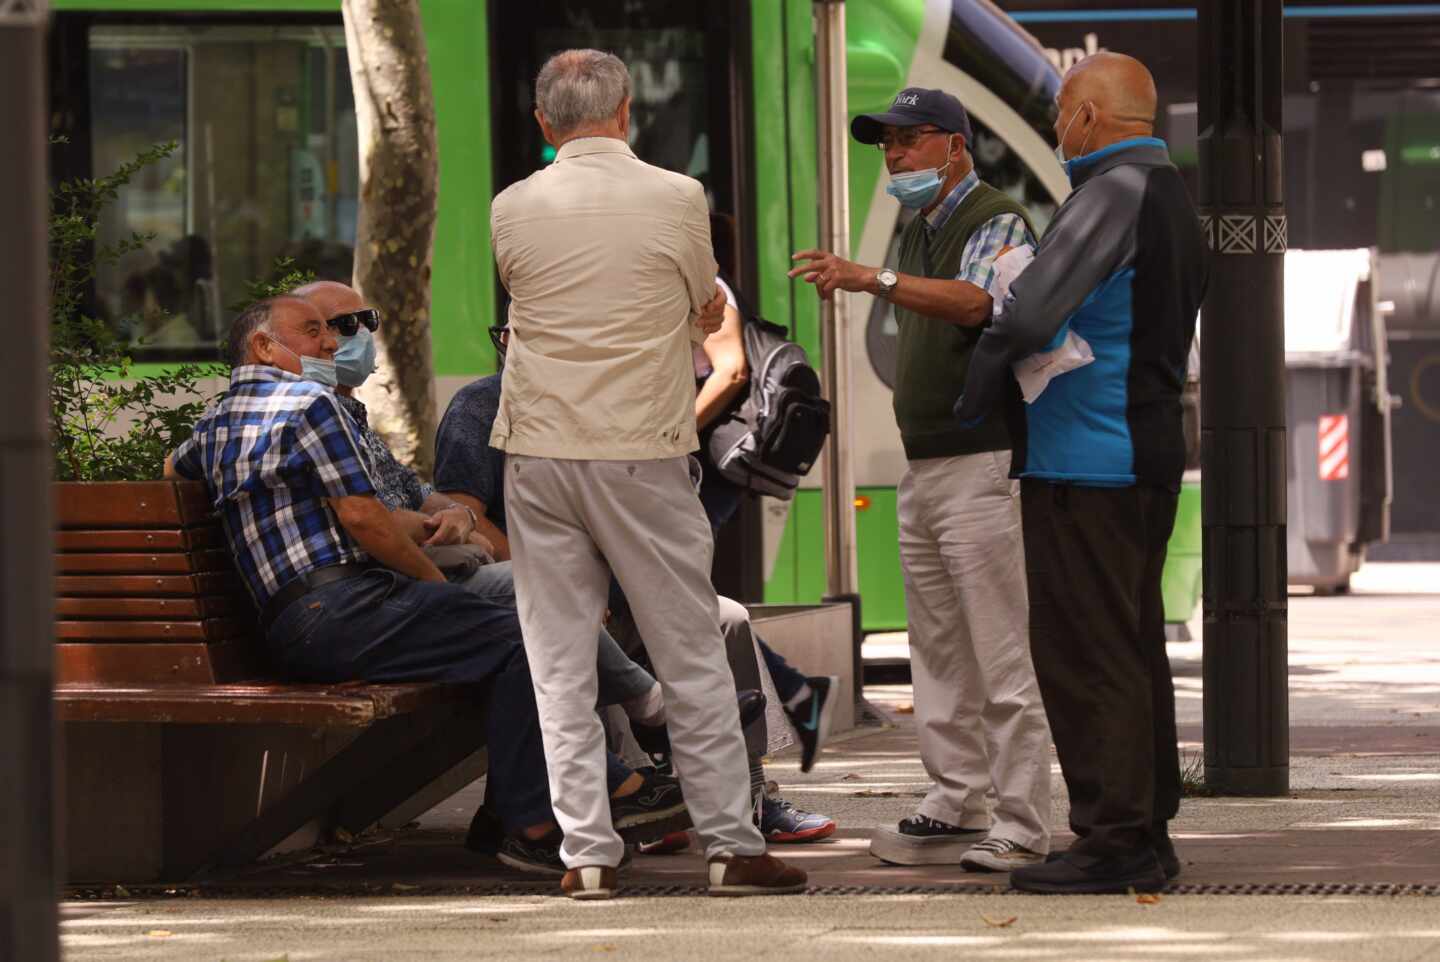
[884,135,955,209]
[267,335,338,388]
[334,328,378,388]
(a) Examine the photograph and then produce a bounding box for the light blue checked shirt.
[923,170,1036,294]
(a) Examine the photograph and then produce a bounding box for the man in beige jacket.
[491,48,805,901]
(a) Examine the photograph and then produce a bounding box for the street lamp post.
[1197,0,1290,796]
[0,0,60,958]
[813,0,864,689]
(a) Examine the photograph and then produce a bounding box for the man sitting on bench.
[163,294,676,874]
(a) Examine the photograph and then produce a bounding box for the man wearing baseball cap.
[789,88,1051,873]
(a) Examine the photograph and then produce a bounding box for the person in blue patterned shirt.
[164,295,634,874]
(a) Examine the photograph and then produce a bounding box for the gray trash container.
[1284,249,1394,594]
[1371,251,1440,560]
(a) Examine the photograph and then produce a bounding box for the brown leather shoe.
[707,852,807,896]
[561,865,617,901]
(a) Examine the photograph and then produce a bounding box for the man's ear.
[250,329,273,366]
[616,96,632,138]
[950,134,967,164]
[535,108,558,148]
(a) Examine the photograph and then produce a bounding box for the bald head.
[1055,52,1158,159]
[293,279,363,319]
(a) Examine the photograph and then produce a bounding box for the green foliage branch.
[49,140,227,482]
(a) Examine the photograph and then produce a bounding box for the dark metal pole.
[0,0,61,958]
[1197,0,1289,795]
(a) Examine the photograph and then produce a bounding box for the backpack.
[703,288,831,499]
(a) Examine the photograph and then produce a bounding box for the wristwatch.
[876,268,899,299]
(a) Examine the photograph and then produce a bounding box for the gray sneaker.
[869,814,987,866]
[959,837,1045,873]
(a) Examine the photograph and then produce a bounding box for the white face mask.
[1055,101,1094,164]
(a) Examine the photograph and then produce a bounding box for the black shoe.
[611,769,693,844]
[783,675,838,773]
[464,805,504,855]
[495,831,566,876]
[1153,823,1181,880]
[1011,849,1166,894]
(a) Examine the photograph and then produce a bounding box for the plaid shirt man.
[172,365,377,607]
[924,169,1036,295]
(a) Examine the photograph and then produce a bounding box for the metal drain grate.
[68,881,1440,900]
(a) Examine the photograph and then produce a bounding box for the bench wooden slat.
[56,573,238,598]
[55,481,213,529]
[54,682,457,726]
[55,527,224,553]
[56,641,259,684]
[55,550,232,575]
[55,595,246,620]
[56,618,248,642]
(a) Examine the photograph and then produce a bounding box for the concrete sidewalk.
[59,564,1440,960]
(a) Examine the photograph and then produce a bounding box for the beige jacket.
[490,137,718,460]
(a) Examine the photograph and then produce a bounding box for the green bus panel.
[1163,480,1203,625]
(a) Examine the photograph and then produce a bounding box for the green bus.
[48,0,1202,632]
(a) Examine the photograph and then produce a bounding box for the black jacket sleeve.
[954,173,1140,426]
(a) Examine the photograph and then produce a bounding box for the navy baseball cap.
[852,87,974,146]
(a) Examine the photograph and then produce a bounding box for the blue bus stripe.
[1011,5,1440,23]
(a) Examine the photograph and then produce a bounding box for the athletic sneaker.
[637,830,691,855]
[783,675,839,773]
[760,795,837,843]
[869,814,987,865]
[610,769,692,843]
[959,837,1045,872]
[495,831,566,876]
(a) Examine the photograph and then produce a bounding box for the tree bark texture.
[343,0,439,477]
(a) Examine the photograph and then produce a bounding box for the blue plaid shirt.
[924,170,1037,294]
[172,365,377,607]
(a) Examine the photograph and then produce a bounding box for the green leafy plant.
[49,140,227,482]
[229,255,315,308]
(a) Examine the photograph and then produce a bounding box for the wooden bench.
[54,482,484,883]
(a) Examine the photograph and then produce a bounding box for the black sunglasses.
[326,308,381,337]
[489,325,510,356]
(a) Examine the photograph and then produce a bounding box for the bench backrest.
[54,481,262,685]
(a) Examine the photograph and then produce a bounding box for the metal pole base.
[1205,764,1289,797]
[821,591,863,709]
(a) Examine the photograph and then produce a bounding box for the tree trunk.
[342,0,439,477]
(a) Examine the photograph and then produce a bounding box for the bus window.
[491,1,740,217]
[78,22,358,362]
[864,115,1059,391]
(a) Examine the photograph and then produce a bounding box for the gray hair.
[535,49,631,136]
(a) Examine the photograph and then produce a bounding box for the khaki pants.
[505,454,765,868]
[898,451,1052,852]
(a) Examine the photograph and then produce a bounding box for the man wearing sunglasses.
[788,87,1052,874]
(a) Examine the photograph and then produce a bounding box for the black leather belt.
[260,562,374,635]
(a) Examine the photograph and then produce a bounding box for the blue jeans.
[759,637,808,704]
[264,568,552,833]
[456,561,656,707]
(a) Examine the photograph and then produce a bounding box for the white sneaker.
[959,837,1045,873]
